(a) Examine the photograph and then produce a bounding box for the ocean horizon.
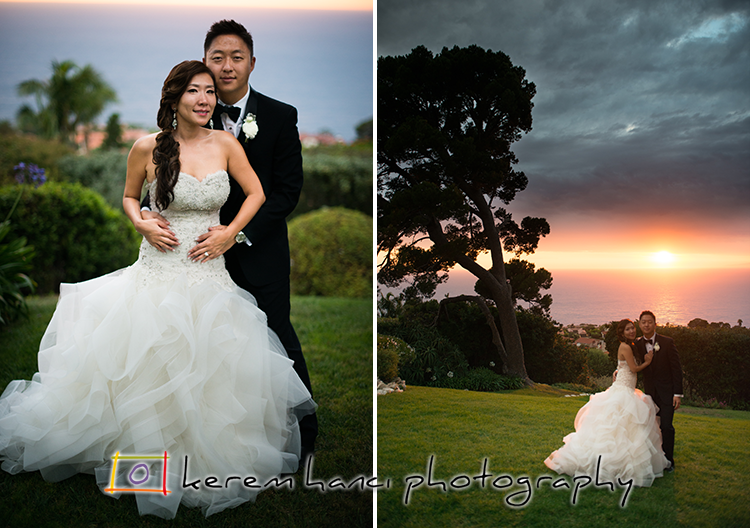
[0,3,372,142]
[388,267,750,327]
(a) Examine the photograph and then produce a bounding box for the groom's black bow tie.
[644,338,653,345]
[220,104,242,122]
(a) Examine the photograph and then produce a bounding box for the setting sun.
[651,251,676,267]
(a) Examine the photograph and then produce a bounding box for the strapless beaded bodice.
[127,170,233,290]
[613,359,637,389]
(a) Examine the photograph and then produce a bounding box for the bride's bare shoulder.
[617,341,633,359]
[130,133,159,155]
[209,129,239,145]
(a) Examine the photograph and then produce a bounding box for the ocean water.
[431,268,750,326]
[0,4,372,141]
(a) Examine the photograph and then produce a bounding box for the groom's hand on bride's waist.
[137,210,179,253]
[188,225,235,263]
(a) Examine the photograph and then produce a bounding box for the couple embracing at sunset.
[545,310,683,487]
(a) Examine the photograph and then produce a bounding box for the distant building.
[75,125,151,152]
[574,337,606,351]
[300,132,345,148]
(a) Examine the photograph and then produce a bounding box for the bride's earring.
[209,118,214,129]
[172,111,177,130]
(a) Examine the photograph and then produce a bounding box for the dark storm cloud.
[378,0,750,230]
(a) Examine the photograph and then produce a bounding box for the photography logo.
[104,451,171,496]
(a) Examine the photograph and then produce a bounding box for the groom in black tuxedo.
[199,19,317,459]
[635,310,682,470]
[145,19,317,459]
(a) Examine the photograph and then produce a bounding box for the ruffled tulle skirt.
[544,384,669,487]
[0,268,316,518]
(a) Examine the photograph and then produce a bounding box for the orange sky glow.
[494,208,750,272]
[386,214,750,273]
[477,250,750,271]
[0,0,371,9]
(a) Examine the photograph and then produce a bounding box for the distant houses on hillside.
[574,337,606,351]
[75,125,345,152]
[75,126,151,152]
[299,132,346,148]
[558,324,607,351]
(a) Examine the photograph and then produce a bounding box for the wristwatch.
[235,231,248,244]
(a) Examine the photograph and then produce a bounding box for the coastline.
[423,267,750,326]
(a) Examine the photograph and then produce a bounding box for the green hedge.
[658,325,750,408]
[603,321,750,409]
[295,150,372,219]
[0,183,140,293]
[288,207,372,298]
[426,367,525,392]
[586,347,616,378]
[57,150,129,210]
[0,132,73,186]
[376,317,470,385]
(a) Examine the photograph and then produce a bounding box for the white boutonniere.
[241,113,258,141]
[653,342,660,352]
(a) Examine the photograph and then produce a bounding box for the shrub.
[380,301,594,385]
[0,182,140,293]
[0,132,73,186]
[57,150,129,210]
[586,347,616,378]
[417,367,525,392]
[295,148,372,220]
[658,325,750,408]
[378,334,413,382]
[433,367,525,392]
[682,396,729,410]
[430,299,497,368]
[377,291,404,318]
[376,318,469,385]
[590,375,614,391]
[0,220,35,324]
[288,207,371,298]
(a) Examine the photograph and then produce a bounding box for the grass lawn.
[0,294,373,527]
[377,386,750,528]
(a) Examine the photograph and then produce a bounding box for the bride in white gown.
[0,61,315,519]
[544,319,669,487]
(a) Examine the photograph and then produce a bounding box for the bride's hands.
[644,350,654,365]
[188,225,235,263]
[137,210,179,252]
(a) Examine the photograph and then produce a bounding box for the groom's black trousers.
[225,255,318,451]
[652,388,676,466]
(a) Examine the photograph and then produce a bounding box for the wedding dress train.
[544,359,669,487]
[0,170,316,518]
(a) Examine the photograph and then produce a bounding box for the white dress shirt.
[218,88,250,139]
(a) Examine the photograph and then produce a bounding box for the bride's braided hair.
[153,60,216,210]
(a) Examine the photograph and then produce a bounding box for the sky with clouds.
[378,0,749,269]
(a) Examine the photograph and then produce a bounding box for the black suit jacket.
[635,334,683,399]
[216,87,303,286]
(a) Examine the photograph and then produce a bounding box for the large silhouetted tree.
[378,45,549,382]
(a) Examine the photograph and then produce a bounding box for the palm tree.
[17,60,117,146]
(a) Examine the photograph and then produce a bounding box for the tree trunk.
[425,216,532,384]
[487,277,530,383]
[434,295,509,370]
